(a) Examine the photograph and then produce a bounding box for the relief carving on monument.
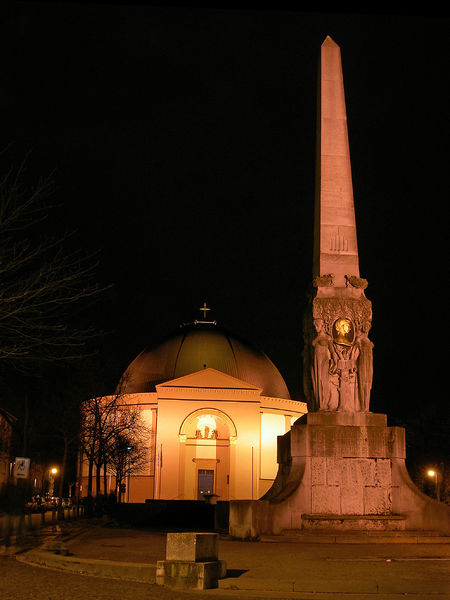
[345,274,368,289]
[313,274,334,287]
[306,295,373,413]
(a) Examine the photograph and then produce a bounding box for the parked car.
[43,496,59,509]
[25,495,46,512]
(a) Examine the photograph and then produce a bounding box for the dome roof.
[120,321,291,399]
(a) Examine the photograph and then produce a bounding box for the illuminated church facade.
[81,314,306,502]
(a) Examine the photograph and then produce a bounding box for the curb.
[260,536,450,544]
[259,532,450,544]
[17,548,157,583]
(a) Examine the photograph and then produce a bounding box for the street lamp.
[49,467,58,497]
[427,468,440,501]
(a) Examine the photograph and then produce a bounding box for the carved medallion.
[332,318,354,346]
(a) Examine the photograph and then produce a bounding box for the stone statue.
[354,322,374,412]
[328,322,359,413]
[308,297,374,413]
[311,319,332,411]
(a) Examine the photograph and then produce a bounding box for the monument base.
[230,412,450,538]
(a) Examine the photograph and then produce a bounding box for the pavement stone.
[14,519,450,599]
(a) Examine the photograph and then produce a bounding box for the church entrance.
[178,408,236,501]
[197,469,214,499]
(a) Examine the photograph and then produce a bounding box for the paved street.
[0,556,204,600]
[1,521,450,600]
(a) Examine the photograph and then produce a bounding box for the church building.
[81,309,306,503]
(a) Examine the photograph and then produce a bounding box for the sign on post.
[13,457,30,479]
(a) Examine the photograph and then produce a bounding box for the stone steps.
[301,513,407,531]
[260,529,450,544]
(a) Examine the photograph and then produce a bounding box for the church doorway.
[197,469,214,499]
[178,408,237,501]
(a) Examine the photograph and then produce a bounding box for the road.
[2,520,450,600]
[0,556,207,600]
[3,550,450,600]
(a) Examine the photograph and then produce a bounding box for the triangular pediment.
[156,367,262,392]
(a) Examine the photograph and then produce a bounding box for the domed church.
[82,308,306,503]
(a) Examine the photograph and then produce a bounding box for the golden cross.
[200,302,211,319]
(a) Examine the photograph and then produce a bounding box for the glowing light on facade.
[196,414,218,439]
[260,413,287,479]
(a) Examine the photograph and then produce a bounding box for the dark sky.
[1,3,448,415]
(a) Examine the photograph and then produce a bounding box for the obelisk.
[229,37,450,539]
[313,36,359,287]
[305,36,373,413]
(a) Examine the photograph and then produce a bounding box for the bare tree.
[0,163,109,366]
[107,429,150,502]
[79,387,151,500]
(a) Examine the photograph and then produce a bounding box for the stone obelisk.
[229,37,450,538]
[313,36,359,287]
[305,36,373,414]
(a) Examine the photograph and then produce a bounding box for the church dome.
[120,321,291,399]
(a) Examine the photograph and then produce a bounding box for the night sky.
[1,3,448,420]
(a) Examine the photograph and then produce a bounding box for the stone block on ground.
[166,532,218,562]
[156,560,226,589]
[157,532,226,589]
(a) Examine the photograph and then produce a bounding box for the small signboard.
[13,457,30,479]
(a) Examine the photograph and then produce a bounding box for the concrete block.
[375,459,391,487]
[341,485,364,514]
[327,427,365,458]
[311,457,326,484]
[358,459,376,485]
[325,457,341,485]
[290,425,321,457]
[229,500,272,539]
[340,459,354,485]
[166,532,218,562]
[311,485,340,513]
[306,412,387,427]
[364,486,391,514]
[156,559,225,589]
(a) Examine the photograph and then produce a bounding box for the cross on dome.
[199,302,211,319]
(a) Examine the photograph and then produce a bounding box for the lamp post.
[48,467,58,497]
[427,468,440,501]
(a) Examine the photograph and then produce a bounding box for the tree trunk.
[96,460,101,496]
[87,456,94,496]
[103,461,108,495]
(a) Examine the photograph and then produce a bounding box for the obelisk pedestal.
[261,411,408,532]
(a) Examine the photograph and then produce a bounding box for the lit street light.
[49,467,58,497]
[427,468,440,502]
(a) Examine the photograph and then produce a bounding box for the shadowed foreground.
[4,520,449,599]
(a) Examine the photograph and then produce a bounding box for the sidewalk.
[16,520,450,599]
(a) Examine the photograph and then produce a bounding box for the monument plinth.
[229,36,450,538]
[261,411,407,532]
